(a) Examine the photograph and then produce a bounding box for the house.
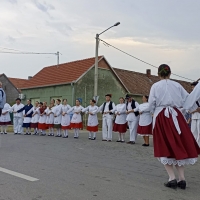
[19,56,127,106]
[0,74,28,105]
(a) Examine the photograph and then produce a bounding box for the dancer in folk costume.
[38,102,47,136]
[0,82,6,117]
[98,94,115,142]
[82,99,98,140]
[17,99,33,135]
[61,99,71,138]
[187,81,200,146]
[27,101,40,135]
[46,102,55,136]
[137,95,153,147]
[113,97,127,143]
[149,64,200,190]
[52,99,62,137]
[68,99,84,139]
[0,102,11,134]
[125,94,139,144]
[11,98,24,134]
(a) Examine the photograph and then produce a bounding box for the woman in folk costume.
[82,99,99,140]
[68,99,84,139]
[137,95,152,147]
[46,102,55,136]
[148,64,200,190]
[113,97,127,143]
[38,102,47,136]
[27,101,40,135]
[0,103,11,134]
[17,99,33,135]
[61,99,71,138]
[52,99,62,137]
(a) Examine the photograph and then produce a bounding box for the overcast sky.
[1,0,200,82]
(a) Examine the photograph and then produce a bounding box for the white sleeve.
[134,102,139,112]
[98,103,104,113]
[91,106,99,114]
[26,107,33,115]
[82,106,89,113]
[67,106,74,114]
[183,83,200,111]
[149,85,156,114]
[110,102,116,113]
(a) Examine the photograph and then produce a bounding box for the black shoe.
[116,140,121,142]
[88,137,91,140]
[142,144,149,146]
[14,133,18,135]
[24,133,28,135]
[177,180,186,189]
[126,141,135,144]
[121,140,125,143]
[91,137,96,140]
[4,132,7,134]
[0,132,3,134]
[28,133,31,135]
[164,179,177,189]
[48,134,52,136]
[55,135,61,137]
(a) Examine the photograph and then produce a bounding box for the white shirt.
[149,79,188,134]
[114,103,127,124]
[98,101,115,119]
[191,100,200,120]
[68,106,84,123]
[52,104,62,124]
[138,103,152,126]
[61,104,71,126]
[126,101,139,122]
[10,103,24,118]
[28,106,40,123]
[82,105,99,126]
[0,103,11,122]
[45,107,54,124]
[183,82,200,111]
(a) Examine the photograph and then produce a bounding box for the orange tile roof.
[21,56,103,89]
[9,77,28,89]
[113,68,192,95]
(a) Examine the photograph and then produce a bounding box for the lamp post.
[94,22,120,100]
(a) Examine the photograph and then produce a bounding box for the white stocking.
[74,129,77,137]
[175,165,185,181]
[0,126,3,133]
[93,132,96,138]
[51,128,54,134]
[121,133,125,141]
[89,132,92,138]
[118,133,121,140]
[164,164,176,181]
[76,129,79,137]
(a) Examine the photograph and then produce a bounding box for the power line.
[0,51,57,55]
[99,38,195,82]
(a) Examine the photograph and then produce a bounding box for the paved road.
[0,131,199,200]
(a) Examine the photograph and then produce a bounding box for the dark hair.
[28,99,31,102]
[158,64,171,78]
[191,81,198,86]
[119,97,125,102]
[51,99,55,103]
[76,99,80,103]
[144,95,149,102]
[36,101,39,103]
[91,99,96,103]
[39,102,43,105]
[63,99,67,102]
[57,99,61,102]
[15,98,21,101]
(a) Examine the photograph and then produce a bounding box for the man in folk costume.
[125,94,140,144]
[98,94,115,141]
[11,98,24,134]
[184,81,200,146]
[0,82,6,117]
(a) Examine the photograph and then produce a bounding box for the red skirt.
[113,123,127,133]
[87,125,98,132]
[46,124,54,128]
[153,108,200,160]
[70,122,83,129]
[0,121,11,125]
[30,123,38,128]
[137,123,152,135]
[38,123,47,130]
[61,125,71,130]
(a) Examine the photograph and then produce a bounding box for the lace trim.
[158,157,198,166]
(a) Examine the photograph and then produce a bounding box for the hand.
[24,114,26,117]
[62,113,65,116]
[54,115,57,117]
[197,107,200,113]
[75,112,79,114]
[2,112,5,115]
[126,111,129,114]
[89,112,93,115]
[117,112,120,115]
[139,112,143,115]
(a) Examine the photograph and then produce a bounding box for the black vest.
[102,101,113,115]
[196,101,200,107]
[126,100,139,116]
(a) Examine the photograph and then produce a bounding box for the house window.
[31,98,40,105]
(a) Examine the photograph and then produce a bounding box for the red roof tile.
[113,68,192,95]
[9,78,28,89]
[21,56,103,89]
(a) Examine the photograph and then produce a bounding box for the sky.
[1,0,200,82]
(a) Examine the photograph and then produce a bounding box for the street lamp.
[94,22,120,100]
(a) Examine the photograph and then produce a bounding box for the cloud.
[8,0,17,4]
[32,0,55,13]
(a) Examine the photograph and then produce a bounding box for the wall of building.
[0,75,19,105]
[21,84,73,105]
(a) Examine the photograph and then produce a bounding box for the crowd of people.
[0,64,200,190]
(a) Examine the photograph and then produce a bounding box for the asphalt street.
[0,131,199,200]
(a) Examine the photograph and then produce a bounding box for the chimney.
[28,76,33,80]
[146,69,151,77]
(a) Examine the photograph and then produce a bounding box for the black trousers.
[0,108,2,116]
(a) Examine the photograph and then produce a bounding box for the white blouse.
[82,105,99,126]
[0,103,11,122]
[31,107,40,123]
[138,103,152,126]
[52,104,62,124]
[114,103,127,124]
[61,105,71,126]
[45,107,54,124]
[149,79,189,134]
[68,106,84,123]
